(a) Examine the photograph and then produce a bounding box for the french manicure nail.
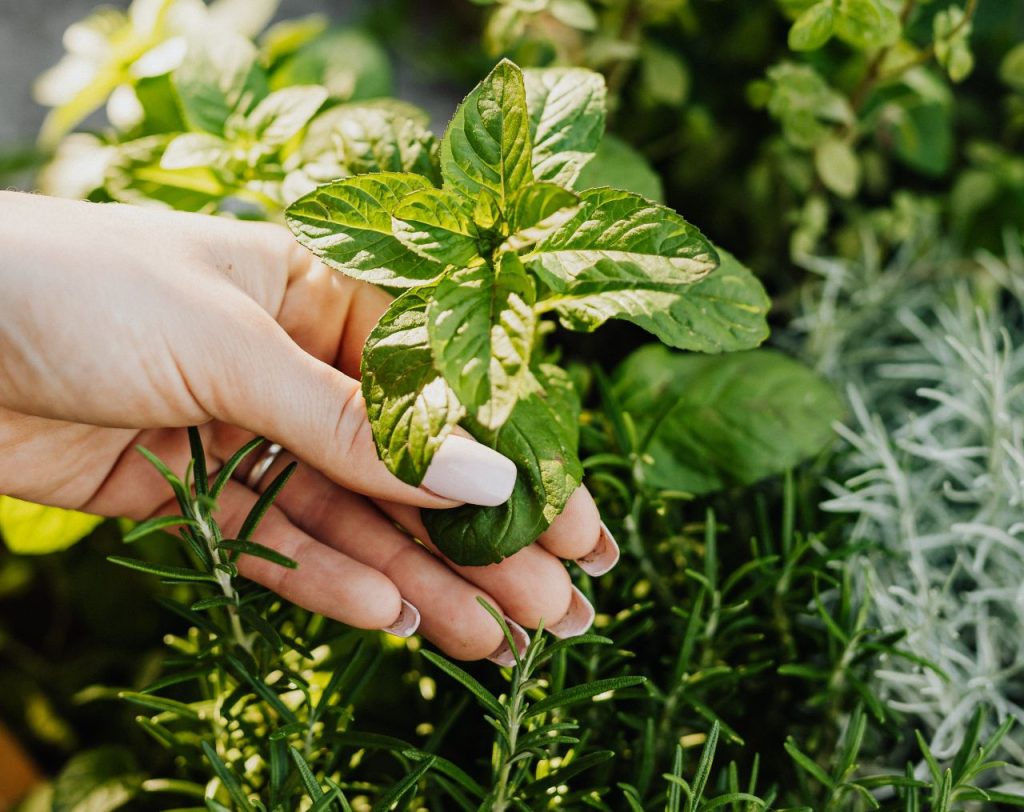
[576,522,621,576]
[547,586,595,639]
[421,435,517,506]
[487,619,530,668]
[383,599,421,638]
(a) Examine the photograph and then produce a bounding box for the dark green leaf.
[422,650,504,717]
[123,515,198,543]
[218,539,298,569]
[576,135,664,202]
[613,346,841,494]
[237,462,297,541]
[107,557,217,583]
[423,364,582,564]
[527,676,646,717]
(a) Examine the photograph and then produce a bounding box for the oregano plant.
[286,59,771,565]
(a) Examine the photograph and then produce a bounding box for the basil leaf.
[502,182,580,252]
[613,346,842,493]
[427,256,537,429]
[391,187,480,267]
[575,134,665,202]
[174,30,268,135]
[286,172,446,288]
[440,59,532,211]
[362,288,464,485]
[423,364,582,565]
[548,249,770,353]
[530,186,719,285]
[240,85,328,148]
[524,67,606,187]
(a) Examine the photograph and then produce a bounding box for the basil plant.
[286,60,770,565]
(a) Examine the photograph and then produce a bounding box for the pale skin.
[0,191,615,663]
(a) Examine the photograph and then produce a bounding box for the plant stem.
[195,510,253,656]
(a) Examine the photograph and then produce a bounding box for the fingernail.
[547,586,595,639]
[576,522,620,576]
[487,618,530,667]
[421,435,517,506]
[383,599,421,638]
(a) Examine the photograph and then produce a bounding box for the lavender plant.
[797,227,1024,788]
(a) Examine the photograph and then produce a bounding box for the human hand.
[0,192,619,663]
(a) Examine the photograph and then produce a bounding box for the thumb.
[209,318,517,509]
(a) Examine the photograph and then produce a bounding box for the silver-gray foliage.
[797,225,1024,789]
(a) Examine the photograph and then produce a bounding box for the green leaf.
[217,539,298,569]
[123,515,198,543]
[933,8,974,83]
[200,742,255,812]
[286,172,445,288]
[106,557,218,583]
[612,346,842,494]
[173,30,268,134]
[814,137,860,197]
[370,755,435,812]
[789,2,836,51]
[527,676,646,717]
[103,135,226,211]
[502,182,580,252]
[391,187,480,266]
[1000,42,1024,92]
[530,187,718,287]
[240,85,328,147]
[835,0,900,50]
[52,747,142,812]
[576,134,664,202]
[0,497,104,554]
[886,100,952,177]
[269,27,392,101]
[160,133,231,171]
[423,364,582,565]
[427,256,537,429]
[551,248,768,353]
[440,59,532,211]
[362,288,464,485]
[421,651,503,717]
[523,67,605,187]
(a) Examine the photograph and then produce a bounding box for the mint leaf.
[362,288,464,485]
[548,249,770,353]
[161,133,231,171]
[284,101,440,200]
[789,2,836,51]
[440,59,532,211]
[240,85,328,147]
[174,31,269,135]
[423,364,582,565]
[530,187,719,286]
[502,182,580,252]
[427,255,537,429]
[286,172,446,287]
[523,67,606,187]
[391,187,480,267]
[613,346,842,493]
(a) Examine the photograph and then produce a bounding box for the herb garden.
[1,0,1024,809]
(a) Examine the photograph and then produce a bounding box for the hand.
[0,192,619,663]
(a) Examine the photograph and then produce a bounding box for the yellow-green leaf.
[0,497,103,555]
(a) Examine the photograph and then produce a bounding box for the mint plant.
[286,59,770,565]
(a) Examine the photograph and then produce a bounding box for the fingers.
[536,486,621,577]
[373,501,594,637]
[265,462,515,662]
[205,315,516,509]
[150,480,410,632]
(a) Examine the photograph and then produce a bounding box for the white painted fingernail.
[421,435,517,506]
[576,522,621,577]
[547,586,595,639]
[487,618,530,668]
[383,599,420,638]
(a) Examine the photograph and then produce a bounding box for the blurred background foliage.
[2,0,1024,808]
